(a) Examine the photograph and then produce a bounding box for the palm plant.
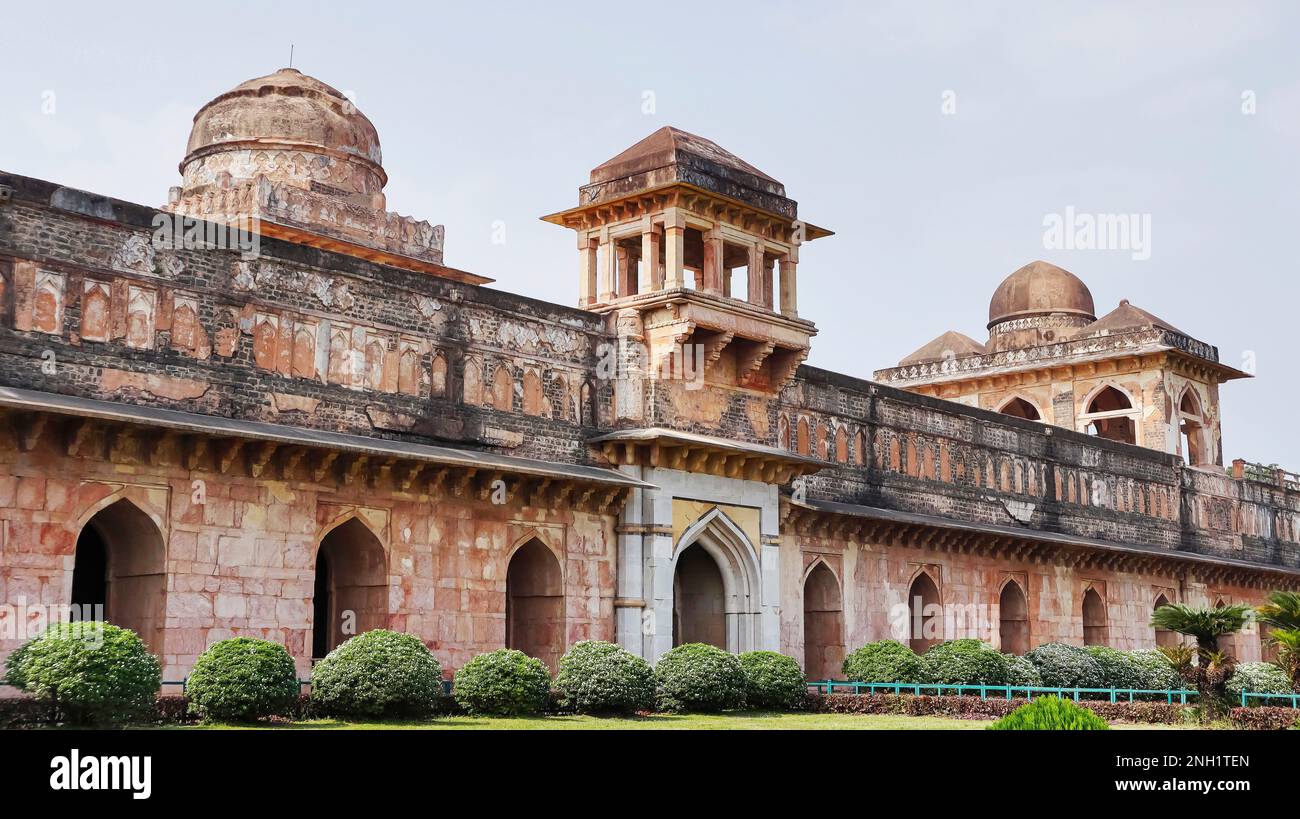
[1151,603,1250,719]
[1266,629,1300,691]
[1257,591,1300,631]
[1256,591,1300,691]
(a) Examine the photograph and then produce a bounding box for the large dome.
[165,67,461,272]
[987,260,1095,327]
[180,68,386,196]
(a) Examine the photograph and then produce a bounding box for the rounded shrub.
[739,651,807,710]
[1226,662,1294,702]
[453,649,552,716]
[841,639,922,684]
[919,639,1010,687]
[1127,649,1183,692]
[654,643,747,713]
[310,630,443,718]
[187,637,300,722]
[1085,646,1142,691]
[1005,654,1042,687]
[4,638,35,690]
[8,622,160,725]
[988,696,1110,730]
[1024,642,1105,689]
[555,640,654,714]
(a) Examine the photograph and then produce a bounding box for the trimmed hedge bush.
[1005,654,1042,687]
[918,640,1009,686]
[1229,706,1300,730]
[1085,646,1142,691]
[453,649,552,715]
[812,693,1184,723]
[1128,649,1183,692]
[311,630,443,718]
[654,643,746,712]
[1024,643,1105,689]
[1226,662,1295,702]
[739,651,807,709]
[988,696,1110,730]
[555,640,654,714]
[187,637,300,722]
[7,622,161,725]
[3,639,34,690]
[842,640,922,684]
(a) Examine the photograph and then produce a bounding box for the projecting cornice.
[785,497,1300,590]
[590,427,823,483]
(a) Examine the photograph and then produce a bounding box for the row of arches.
[996,384,1211,466]
[671,548,845,680]
[463,358,597,426]
[901,573,1181,655]
[70,499,568,669]
[779,414,867,465]
[66,497,1240,679]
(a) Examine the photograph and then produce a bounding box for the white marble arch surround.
[614,465,781,662]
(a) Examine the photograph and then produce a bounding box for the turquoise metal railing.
[806,680,1199,704]
[1239,691,1300,708]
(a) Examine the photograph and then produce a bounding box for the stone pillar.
[598,228,615,303]
[615,470,647,655]
[615,244,638,298]
[748,242,769,307]
[663,210,686,290]
[762,255,776,309]
[641,216,662,291]
[779,254,798,317]
[702,227,725,294]
[613,308,644,423]
[578,235,598,307]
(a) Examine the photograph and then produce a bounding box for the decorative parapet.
[1232,458,1300,492]
[874,327,1232,387]
[786,367,1300,576]
[166,175,445,266]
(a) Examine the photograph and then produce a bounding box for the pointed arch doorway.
[72,498,167,653]
[669,508,763,654]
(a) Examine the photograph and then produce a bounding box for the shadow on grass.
[179,710,804,730]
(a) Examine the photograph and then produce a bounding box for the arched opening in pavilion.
[998,397,1041,421]
[1082,385,1136,445]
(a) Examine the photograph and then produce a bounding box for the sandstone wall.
[0,429,617,679]
[781,366,1300,570]
[0,173,611,465]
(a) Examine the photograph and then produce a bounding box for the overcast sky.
[2,1,1297,467]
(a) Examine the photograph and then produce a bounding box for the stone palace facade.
[1,68,1296,682]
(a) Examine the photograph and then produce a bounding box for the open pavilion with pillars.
[545,127,829,392]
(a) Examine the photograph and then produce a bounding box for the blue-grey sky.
[2,1,1297,467]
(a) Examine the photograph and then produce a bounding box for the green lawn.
[173,711,1195,730]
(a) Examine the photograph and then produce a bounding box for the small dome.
[182,68,384,186]
[899,330,984,366]
[988,260,1095,328]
